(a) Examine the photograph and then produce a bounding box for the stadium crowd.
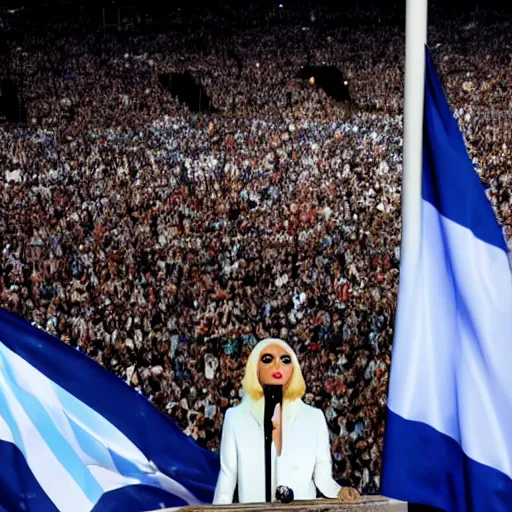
[1,2,511,494]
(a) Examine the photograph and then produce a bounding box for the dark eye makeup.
[260,353,292,365]
[261,354,274,364]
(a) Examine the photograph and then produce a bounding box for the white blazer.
[213,397,341,504]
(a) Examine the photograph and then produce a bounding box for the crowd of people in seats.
[1,2,511,493]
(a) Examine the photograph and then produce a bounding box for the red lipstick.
[272,371,283,379]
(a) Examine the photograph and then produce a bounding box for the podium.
[159,496,407,512]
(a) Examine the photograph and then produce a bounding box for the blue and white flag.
[382,49,512,511]
[0,309,219,512]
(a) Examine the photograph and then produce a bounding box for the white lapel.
[249,396,306,462]
[250,397,265,428]
[281,399,305,446]
[250,397,305,427]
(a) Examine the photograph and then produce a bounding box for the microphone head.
[276,485,294,503]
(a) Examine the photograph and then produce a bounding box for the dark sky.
[0,0,510,22]
[0,0,508,8]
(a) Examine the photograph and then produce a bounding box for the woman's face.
[258,344,293,387]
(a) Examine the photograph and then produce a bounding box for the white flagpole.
[400,0,428,281]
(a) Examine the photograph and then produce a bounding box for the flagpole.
[383,2,428,502]
[400,0,428,278]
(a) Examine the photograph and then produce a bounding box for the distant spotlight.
[279,3,284,8]
[344,81,348,86]
[256,62,260,68]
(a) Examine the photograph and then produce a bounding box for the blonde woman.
[213,338,360,504]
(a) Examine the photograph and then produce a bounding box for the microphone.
[263,384,283,502]
[276,485,294,503]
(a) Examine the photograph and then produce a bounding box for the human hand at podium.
[337,487,361,503]
[271,403,282,456]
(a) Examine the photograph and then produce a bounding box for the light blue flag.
[382,48,512,511]
[0,309,220,512]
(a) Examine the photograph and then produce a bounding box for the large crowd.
[1,2,511,495]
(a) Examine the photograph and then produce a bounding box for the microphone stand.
[263,384,283,502]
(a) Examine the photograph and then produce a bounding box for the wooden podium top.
[159,496,407,512]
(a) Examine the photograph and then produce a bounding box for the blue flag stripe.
[422,49,508,253]
[65,419,120,477]
[0,440,59,512]
[91,485,188,512]
[109,449,162,488]
[383,410,512,512]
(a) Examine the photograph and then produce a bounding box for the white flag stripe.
[88,464,147,492]
[51,377,153,469]
[4,346,112,478]
[0,412,14,444]
[389,200,512,479]
[0,353,94,512]
[155,471,202,506]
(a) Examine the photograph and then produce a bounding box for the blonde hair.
[241,338,306,402]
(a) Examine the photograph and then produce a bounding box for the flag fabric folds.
[382,49,512,511]
[0,309,219,512]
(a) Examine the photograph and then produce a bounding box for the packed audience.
[1,2,511,494]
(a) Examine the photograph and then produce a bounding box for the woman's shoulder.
[299,401,328,421]
[224,399,252,418]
